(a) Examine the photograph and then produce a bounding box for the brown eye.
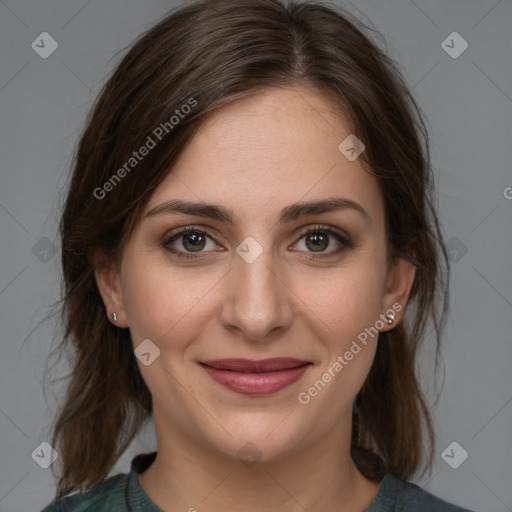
[163,228,219,258]
[292,225,354,259]
[181,232,206,252]
[305,230,330,252]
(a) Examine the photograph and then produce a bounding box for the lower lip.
[200,364,311,395]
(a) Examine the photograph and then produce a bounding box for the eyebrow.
[145,197,370,225]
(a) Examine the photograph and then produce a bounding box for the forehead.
[144,87,383,227]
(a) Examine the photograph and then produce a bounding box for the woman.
[41,0,474,510]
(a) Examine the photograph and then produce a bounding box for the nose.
[219,246,294,343]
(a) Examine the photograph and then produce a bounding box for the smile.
[199,358,313,395]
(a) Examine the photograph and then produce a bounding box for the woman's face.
[97,86,414,463]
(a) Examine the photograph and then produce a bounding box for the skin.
[95,86,415,512]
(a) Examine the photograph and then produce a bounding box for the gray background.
[0,0,511,510]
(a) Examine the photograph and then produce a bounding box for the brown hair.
[45,0,449,499]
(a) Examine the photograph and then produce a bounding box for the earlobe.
[381,257,416,329]
[93,255,128,327]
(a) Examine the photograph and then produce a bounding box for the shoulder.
[40,452,158,512]
[40,473,129,512]
[368,473,475,512]
[397,479,474,512]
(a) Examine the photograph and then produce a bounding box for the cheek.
[294,263,385,413]
[295,255,386,342]
[120,252,219,347]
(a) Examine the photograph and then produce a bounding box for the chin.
[196,412,312,465]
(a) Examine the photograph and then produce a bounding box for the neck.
[138,417,381,512]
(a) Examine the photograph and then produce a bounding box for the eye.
[162,227,221,259]
[291,225,353,259]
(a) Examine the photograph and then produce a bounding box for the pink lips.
[199,358,312,395]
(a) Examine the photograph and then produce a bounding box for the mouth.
[199,358,312,395]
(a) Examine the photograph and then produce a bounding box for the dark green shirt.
[41,452,474,511]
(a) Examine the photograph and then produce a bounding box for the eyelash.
[161,224,354,261]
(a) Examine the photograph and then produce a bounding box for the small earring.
[385,311,395,325]
[111,312,118,323]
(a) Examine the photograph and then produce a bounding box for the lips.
[199,358,312,395]
[201,358,310,372]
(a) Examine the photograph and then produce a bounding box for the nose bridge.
[220,240,292,340]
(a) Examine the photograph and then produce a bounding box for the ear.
[93,252,129,327]
[379,256,416,332]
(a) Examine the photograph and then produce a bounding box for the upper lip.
[200,358,311,373]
